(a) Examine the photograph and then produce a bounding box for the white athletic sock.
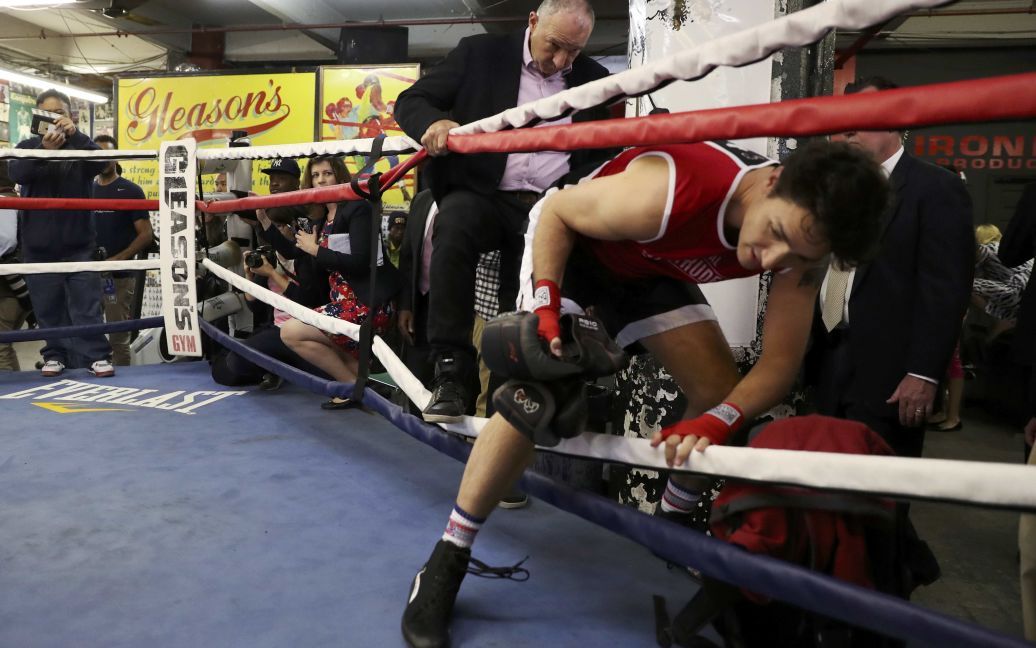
[442,504,485,549]
[660,478,702,514]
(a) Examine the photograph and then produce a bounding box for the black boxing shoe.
[422,355,470,424]
[401,540,471,648]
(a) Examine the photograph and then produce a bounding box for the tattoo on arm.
[798,266,826,289]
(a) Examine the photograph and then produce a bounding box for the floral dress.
[313,217,393,357]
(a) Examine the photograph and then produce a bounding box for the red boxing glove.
[532,279,561,345]
[660,402,744,446]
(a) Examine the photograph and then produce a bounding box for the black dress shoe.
[258,373,283,391]
[422,377,468,424]
[401,540,471,648]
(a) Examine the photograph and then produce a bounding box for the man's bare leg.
[456,413,536,519]
[641,319,740,494]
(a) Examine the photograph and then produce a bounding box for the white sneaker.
[89,360,115,377]
[41,360,65,377]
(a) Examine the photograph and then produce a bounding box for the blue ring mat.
[0,362,696,647]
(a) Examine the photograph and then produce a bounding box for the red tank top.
[582,141,776,284]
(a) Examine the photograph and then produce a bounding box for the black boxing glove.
[482,311,583,382]
[559,313,628,378]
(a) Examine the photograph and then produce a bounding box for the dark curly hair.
[772,140,889,269]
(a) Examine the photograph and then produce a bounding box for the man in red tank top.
[401,139,890,648]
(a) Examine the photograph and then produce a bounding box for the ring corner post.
[158,138,203,359]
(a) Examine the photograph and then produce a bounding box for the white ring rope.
[0,138,421,163]
[194,137,422,161]
[453,0,953,135]
[0,148,158,161]
[205,259,1036,512]
[0,259,160,275]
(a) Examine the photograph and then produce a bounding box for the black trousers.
[426,190,533,372]
[403,293,434,388]
[812,328,926,459]
[211,326,329,386]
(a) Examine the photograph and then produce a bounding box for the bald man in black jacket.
[394,0,614,423]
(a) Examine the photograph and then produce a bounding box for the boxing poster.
[318,64,420,212]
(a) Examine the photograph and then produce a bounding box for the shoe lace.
[466,555,530,582]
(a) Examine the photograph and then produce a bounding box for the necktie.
[822,268,850,332]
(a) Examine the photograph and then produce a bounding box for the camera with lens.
[245,245,277,270]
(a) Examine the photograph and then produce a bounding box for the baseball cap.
[388,212,407,228]
[261,158,301,178]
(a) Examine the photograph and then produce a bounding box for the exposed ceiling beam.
[0,14,628,42]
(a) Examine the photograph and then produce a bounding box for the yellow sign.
[116,72,317,199]
[319,65,420,211]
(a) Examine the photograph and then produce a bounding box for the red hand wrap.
[532,279,562,344]
[660,402,744,446]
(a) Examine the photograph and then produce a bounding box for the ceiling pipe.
[0,14,629,41]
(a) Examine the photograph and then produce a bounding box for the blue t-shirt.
[92,176,149,276]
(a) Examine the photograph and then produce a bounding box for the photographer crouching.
[210,159,331,388]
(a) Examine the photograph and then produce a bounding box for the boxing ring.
[2,0,1036,645]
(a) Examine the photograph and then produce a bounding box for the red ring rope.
[0,150,426,213]
[448,71,1036,154]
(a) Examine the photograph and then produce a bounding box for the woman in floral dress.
[280,156,400,407]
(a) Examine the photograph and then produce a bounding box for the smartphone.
[30,109,61,138]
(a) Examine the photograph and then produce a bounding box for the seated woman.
[278,155,401,408]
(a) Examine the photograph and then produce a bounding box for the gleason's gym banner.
[116,72,317,199]
[319,64,419,211]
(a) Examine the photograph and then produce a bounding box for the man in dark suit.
[397,189,437,401]
[394,0,613,423]
[1001,182,1036,640]
[806,76,974,458]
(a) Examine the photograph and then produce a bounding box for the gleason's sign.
[116,72,316,198]
[118,72,315,146]
[125,77,293,144]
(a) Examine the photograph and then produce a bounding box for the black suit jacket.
[265,201,401,310]
[395,30,614,201]
[807,153,975,418]
[999,182,1036,371]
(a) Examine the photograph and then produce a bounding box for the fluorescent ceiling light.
[0,67,108,103]
[0,0,77,7]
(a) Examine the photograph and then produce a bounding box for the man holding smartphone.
[10,89,113,377]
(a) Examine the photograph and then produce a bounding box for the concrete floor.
[912,406,1027,637]
[8,339,1030,639]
